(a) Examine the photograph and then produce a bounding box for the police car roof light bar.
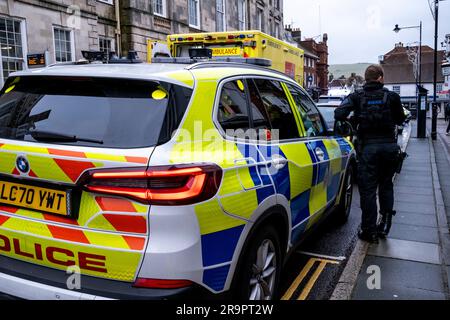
[151,56,272,68]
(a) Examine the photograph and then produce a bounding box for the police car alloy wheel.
[234,225,282,301]
[249,239,277,300]
[334,166,354,224]
[344,169,353,216]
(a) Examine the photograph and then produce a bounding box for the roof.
[381,45,445,84]
[329,79,346,88]
[10,61,297,89]
[169,30,305,56]
[12,63,195,88]
[297,44,319,60]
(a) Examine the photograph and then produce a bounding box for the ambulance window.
[286,84,325,137]
[217,79,251,136]
[253,79,300,140]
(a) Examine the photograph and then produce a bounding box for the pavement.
[333,120,450,300]
[281,124,412,301]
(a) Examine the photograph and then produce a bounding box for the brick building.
[285,26,329,93]
[299,34,329,94]
[0,0,283,85]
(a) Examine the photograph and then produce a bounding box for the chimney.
[395,42,404,48]
[322,33,328,44]
[291,28,301,45]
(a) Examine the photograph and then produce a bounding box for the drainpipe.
[115,0,122,56]
[247,0,251,29]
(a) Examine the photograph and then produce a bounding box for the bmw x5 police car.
[0,56,355,300]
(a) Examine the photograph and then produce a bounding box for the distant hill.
[329,63,373,79]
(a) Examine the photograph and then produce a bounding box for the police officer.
[335,65,406,243]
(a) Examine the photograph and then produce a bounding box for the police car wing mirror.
[334,121,353,137]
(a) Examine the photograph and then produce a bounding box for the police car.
[0,55,355,300]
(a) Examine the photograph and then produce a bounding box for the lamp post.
[431,0,441,141]
[394,22,424,138]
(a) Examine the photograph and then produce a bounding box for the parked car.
[316,101,342,130]
[0,59,355,300]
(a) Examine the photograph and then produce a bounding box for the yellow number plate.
[0,181,69,216]
[211,47,242,56]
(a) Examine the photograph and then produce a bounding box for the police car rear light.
[133,278,193,289]
[82,164,222,206]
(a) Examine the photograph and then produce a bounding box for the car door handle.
[271,156,288,170]
[315,148,325,161]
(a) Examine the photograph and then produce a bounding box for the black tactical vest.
[356,88,396,141]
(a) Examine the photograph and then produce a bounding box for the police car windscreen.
[0,76,192,148]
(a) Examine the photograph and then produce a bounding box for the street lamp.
[393,22,424,138]
[431,0,444,141]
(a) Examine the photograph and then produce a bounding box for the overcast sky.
[284,0,450,65]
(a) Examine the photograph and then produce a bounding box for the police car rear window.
[0,76,192,148]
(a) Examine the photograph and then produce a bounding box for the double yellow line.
[281,258,340,300]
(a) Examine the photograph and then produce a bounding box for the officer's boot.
[378,210,396,238]
[377,213,388,239]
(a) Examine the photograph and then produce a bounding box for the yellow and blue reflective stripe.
[203,264,231,292]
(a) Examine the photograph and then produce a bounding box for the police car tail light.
[83,164,222,205]
[133,278,193,289]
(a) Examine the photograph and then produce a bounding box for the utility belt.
[354,136,396,154]
[354,136,407,174]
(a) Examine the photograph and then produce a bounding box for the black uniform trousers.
[357,142,400,234]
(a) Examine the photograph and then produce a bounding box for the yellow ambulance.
[167,30,305,85]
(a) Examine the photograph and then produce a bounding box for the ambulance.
[167,30,305,85]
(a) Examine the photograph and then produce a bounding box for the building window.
[0,17,25,83]
[153,0,167,17]
[275,0,280,10]
[274,22,280,39]
[437,84,443,92]
[99,37,114,55]
[53,27,74,62]
[238,0,246,30]
[392,85,401,95]
[257,8,263,32]
[189,0,200,28]
[216,0,226,32]
[97,0,114,4]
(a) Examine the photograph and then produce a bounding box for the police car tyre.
[334,165,354,224]
[232,225,282,300]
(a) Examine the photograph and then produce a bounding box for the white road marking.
[296,251,346,262]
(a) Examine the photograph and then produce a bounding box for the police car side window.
[287,84,325,137]
[217,80,251,135]
[254,79,300,140]
[247,79,272,130]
